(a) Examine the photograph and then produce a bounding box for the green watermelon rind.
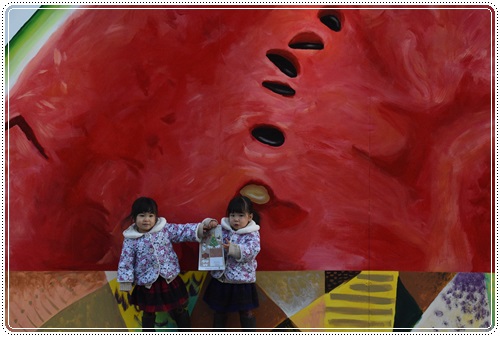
[5,5,75,89]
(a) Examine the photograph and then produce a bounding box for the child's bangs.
[227,197,249,215]
[133,197,158,216]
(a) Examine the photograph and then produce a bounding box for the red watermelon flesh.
[7,7,492,272]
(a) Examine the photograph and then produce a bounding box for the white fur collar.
[123,217,167,238]
[221,217,260,234]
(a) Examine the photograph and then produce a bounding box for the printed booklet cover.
[199,225,225,270]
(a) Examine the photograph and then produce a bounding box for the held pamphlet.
[198,225,225,271]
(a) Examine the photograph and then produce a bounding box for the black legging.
[213,310,256,331]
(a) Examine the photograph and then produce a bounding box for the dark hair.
[126,197,158,223]
[226,195,260,224]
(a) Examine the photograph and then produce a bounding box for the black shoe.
[172,307,192,332]
[240,315,256,332]
[213,312,228,332]
[142,312,156,332]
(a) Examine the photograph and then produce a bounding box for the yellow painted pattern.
[178,271,207,313]
[324,271,399,332]
[109,272,206,331]
[178,271,206,286]
[108,278,141,332]
[290,293,327,332]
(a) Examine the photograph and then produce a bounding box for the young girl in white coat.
[203,195,261,331]
[117,196,217,331]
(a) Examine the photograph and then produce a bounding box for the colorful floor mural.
[6,271,494,332]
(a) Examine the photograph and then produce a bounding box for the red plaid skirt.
[130,276,189,313]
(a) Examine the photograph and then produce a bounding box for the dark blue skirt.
[203,276,259,312]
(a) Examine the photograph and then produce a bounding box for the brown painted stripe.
[330,293,394,305]
[356,274,395,282]
[327,319,392,328]
[325,307,394,316]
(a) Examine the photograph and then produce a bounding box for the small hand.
[203,219,218,231]
[222,238,231,250]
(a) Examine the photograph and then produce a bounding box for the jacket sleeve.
[235,232,260,263]
[119,282,133,292]
[167,222,203,243]
[117,238,135,284]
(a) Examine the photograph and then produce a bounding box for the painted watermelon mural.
[5,5,494,331]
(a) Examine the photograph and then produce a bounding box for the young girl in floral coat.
[117,196,217,331]
[203,196,261,331]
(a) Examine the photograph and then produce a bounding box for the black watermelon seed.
[266,53,297,78]
[320,14,342,32]
[251,126,285,147]
[262,81,296,96]
[289,42,324,50]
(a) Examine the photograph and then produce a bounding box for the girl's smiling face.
[135,212,157,233]
[229,212,253,230]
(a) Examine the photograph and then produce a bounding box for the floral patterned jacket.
[117,217,204,291]
[211,217,260,283]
